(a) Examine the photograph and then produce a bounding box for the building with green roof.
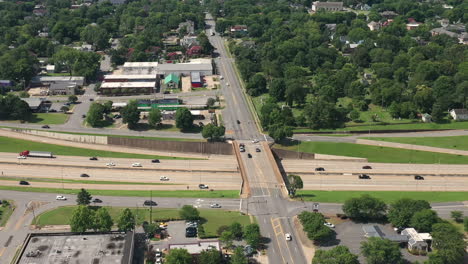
[164,73,180,89]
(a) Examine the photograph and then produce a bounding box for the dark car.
[414,175,424,180]
[92,198,102,203]
[89,98,94,101]
[247,153,252,158]
[19,180,29,185]
[89,157,98,160]
[255,148,261,152]
[362,166,372,169]
[315,167,325,172]
[114,114,121,119]
[82,114,86,118]
[359,174,371,179]
[143,200,157,206]
[80,174,90,178]
[198,122,204,127]
[199,184,209,189]
[41,125,50,129]
[237,120,241,124]
[152,159,160,163]
[49,109,57,113]
[185,227,197,237]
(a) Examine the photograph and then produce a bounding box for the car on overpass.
[199,184,209,189]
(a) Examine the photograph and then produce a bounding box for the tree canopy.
[342,194,387,221]
[361,237,403,264]
[312,245,359,264]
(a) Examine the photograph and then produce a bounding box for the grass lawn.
[0,185,238,198]
[33,206,251,237]
[0,176,178,186]
[0,136,195,160]
[296,190,468,203]
[363,135,468,151]
[0,200,15,227]
[277,141,468,164]
[1,113,69,125]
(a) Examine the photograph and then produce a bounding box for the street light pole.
[150,190,153,224]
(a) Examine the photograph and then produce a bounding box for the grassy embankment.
[0,176,178,186]
[362,135,468,151]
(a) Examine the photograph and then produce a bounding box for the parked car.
[236,120,240,124]
[362,165,372,169]
[240,148,246,152]
[285,233,292,241]
[49,109,57,113]
[186,221,198,227]
[198,184,209,189]
[82,114,86,118]
[41,125,50,129]
[89,157,98,161]
[210,203,222,208]
[143,200,157,206]
[131,163,142,167]
[56,195,67,200]
[185,227,197,237]
[155,249,162,257]
[19,180,29,185]
[220,75,224,80]
[89,98,94,101]
[92,198,102,203]
[160,176,169,181]
[255,148,261,152]
[159,222,168,228]
[17,156,27,159]
[315,167,325,171]
[247,153,252,158]
[114,114,121,119]
[324,222,335,228]
[106,162,116,167]
[152,159,160,163]
[80,174,90,178]
[414,175,424,180]
[359,174,371,179]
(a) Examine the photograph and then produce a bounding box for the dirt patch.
[293,216,315,263]
[204,75,220,89]
[181,76,191,92]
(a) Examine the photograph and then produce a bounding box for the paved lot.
[319,221,428,263]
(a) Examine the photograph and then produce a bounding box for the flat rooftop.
[101,82,156,88]
[104,74,157,79]
[16,232,134,264]
[169,240,220,255]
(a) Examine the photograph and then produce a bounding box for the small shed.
[164,73,180,89]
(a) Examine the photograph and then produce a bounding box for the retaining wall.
[271,148,315,160]
[10,129,108,144]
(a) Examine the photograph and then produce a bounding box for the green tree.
[68,95,78,103]
[298,211,333,243]
[342,195,387,221]
[429,223,466,264]
[70,205,94,232]
[220,230,234,248]
[199,248,221,264]
[103,101,113,114]
[86,103,104,127]
[387,198,431,228]
[202,124,225,141]
[120,100,140,129]
[206,97,216,108]
[230,222,243,240]
[179,205,200,221]
[18,91,29,98]
[175,108,194,131]
[60,106,70,112]
[431,102,445,122]
[94,207,114,232]
[312,245,359,264]
[410,209,439,232]
[231,246,248,264]
[244,223,261,249]
[246,73,267,96]
[197,32,214,54]
[268,124,293,143]
[287,174,303,197]
[53,47,79,76]
[80,24,110,50]
[269,78,285,101]
[76,188,92,205]
[450,211,463,223]
[148,108,162,128]
[165,248,192,264]
[117,208,135,232]
[361,237,403,264]
[349,109,360,121]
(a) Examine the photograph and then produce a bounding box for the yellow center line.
[277,219,295,264]
[270,217,287,264]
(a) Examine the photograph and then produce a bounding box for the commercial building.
[21,98,46,112]
[158,61,213,76]
[122,62,159,74]
[31,76,85,86]
[100,82,156,95]
[311,1,343,12]
[103,74,157,82]
[15,231,135,264]
[49,82,76,95]
[362,225,408,243]
[168,240,220,255]
[191,72,202,87]
[401,228,432,252]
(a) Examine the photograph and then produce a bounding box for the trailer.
[19,150,54,158]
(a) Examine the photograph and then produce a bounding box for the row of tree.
[0,94,31,121]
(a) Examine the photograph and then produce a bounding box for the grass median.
[362,135,468,151]
[0,136,197,160]
[296,190,468,203]
[0,176,179,186]
[0,185,238,198]
[33,206,251,237]
[277,141,468,164]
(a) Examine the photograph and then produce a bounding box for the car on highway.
[359,174,371,179]
[285,233,292,241]
[210,203,222,208]
[324,222,335,228]
[185,227,197,237]
[132,163,142,167]
[236,120,240,124]
[247,153,252,158]
[92,198,102,203]
[89,98,94,101]
[152,159,160,163]
[252,139,259,143]
[56,195,67,200]
[198,184,209,189]
[315,167,325,171]
[17,155,26,159]
[414,175,424,180]
[160,176,169,181]
[41,125,50,129]
[362,165,372,169]
[89,157,98,160]
[19,180,29,185]
[220,75,224,80]
[106,162,116,167]
[143,200,157,206]
[255,148,261,152]
[80,174,90,178]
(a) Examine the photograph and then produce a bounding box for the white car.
[106,162,116,167]
[219,75,224,80]
[17,156,27,159]
[324,222,335,228]
[56,195,67,200]
[210,203,222,208]
[156,258,162,264]
[131,163,142,167]
[285,233,292,241]
[226,82,230,86]
[252,139,259,143]
[160,176,169,181]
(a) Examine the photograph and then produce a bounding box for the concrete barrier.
[233,141,250,198]
[8,129,108,145]
[262,142,289,198]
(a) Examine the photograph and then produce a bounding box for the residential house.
[162,35,180,47]
[181,35,199,48]
[380,11,398,19]
[438,18,450,28]
[166,51,183,61]
[459,33,468,45]
[401,228,432,252]
[73,44,94,52]
[450,109,468,121]
[355,3,371,11]
[230,25,248,36]
[177,20,195,35]
[46,65,55,73]
[164,73,180,89]
[367,21,381,31]
[430,27,459,39]
[21,98,46,112]
[33,8,47,16]
[406,18,422,31]
[421,113,432,123]
[311,1,343,12]
[187,45,202,57]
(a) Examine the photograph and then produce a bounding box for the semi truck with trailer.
[19,150,54,158]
